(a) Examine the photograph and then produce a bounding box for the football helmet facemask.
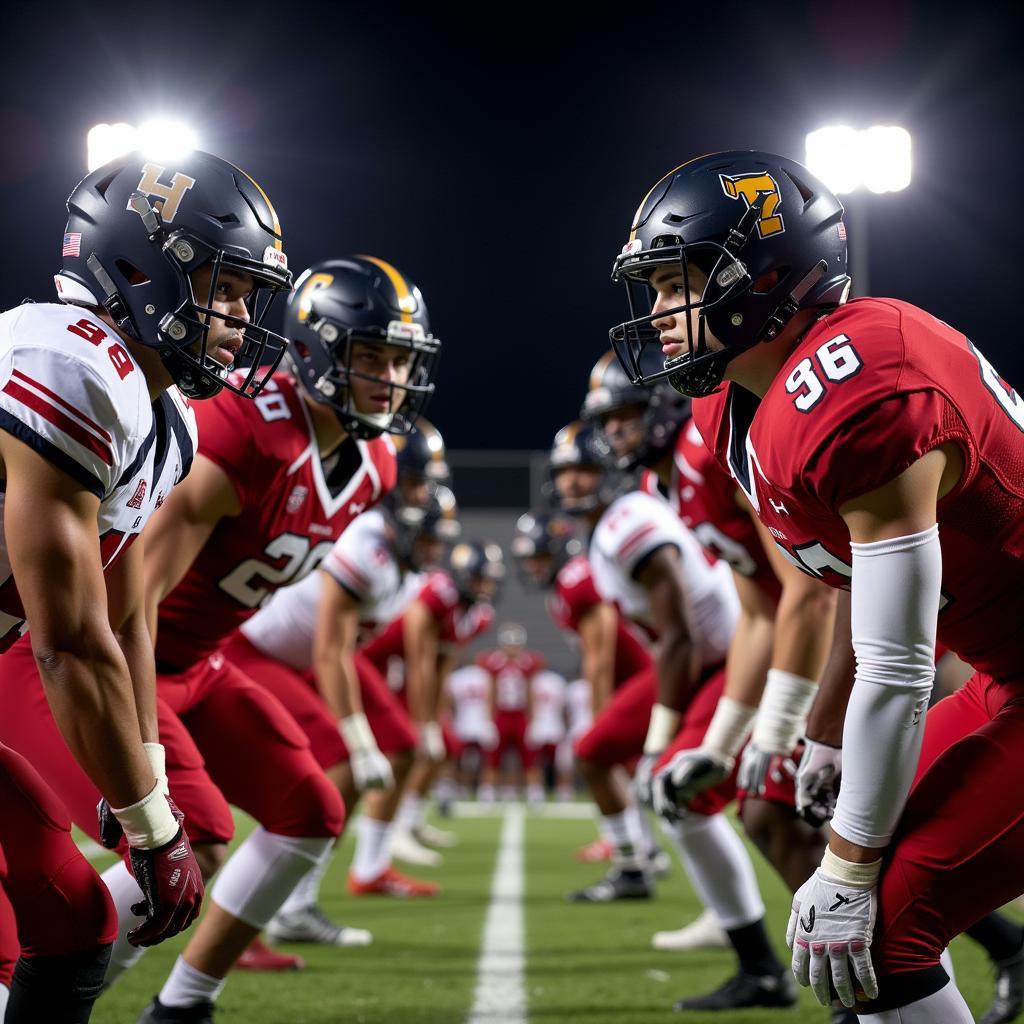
[56,150,292,400]
[284,257,440,440]
[546,419,622,516]
[609,150,849,398]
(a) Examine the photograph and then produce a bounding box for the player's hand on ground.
[795,738,843,827]
[787,854,879,1007]
[341,713,394,791]
[653,748,731,820]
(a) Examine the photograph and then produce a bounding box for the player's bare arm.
[804,590,855,747]
[575,602,617,714]
[402,598,441,724]
[634,544,697,712]
[0,433,154,807]
[312,572,365,721]
[143,453,242,638]
[106,535,159,744]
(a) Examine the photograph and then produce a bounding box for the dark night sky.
[1,1,1021,449]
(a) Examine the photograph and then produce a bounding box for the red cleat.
[347,866,441,897]
[234,935,305,972]
[574,838,613,863]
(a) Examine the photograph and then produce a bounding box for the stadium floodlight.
[805,125,912,194]
[86,119,198,172]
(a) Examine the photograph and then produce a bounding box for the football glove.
[652,748,731,820]
[795,738,843,827]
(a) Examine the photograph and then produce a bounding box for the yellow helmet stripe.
[228,161,283,251]
[589,351,616,391]
[359,255,414,323]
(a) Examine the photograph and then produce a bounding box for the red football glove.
[98,795,204,947]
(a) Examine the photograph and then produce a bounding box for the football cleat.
[347,866,441,897]
[652,909,729,952]
[234,935,305,971]
[672,970,797,1012]
[391,826,442,866]
[137,997,215,1023]
[574,838,614,863]
[267,905,373,947]
[980,946,1024,1024]
[566,867,653,903]
[413,822,458,849]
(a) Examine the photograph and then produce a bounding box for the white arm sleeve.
[831,525,941,849]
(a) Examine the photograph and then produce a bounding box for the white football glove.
[340,713,394,792]
[417,720,447,763]
[633,752,660,808]
[795,738,843,827]
[652,748,732,820]
[787,848,880,1008]
[737,742,774,797]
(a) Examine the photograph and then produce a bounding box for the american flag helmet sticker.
[62,232,81,258]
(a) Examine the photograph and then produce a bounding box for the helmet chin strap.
[759,259,829,343]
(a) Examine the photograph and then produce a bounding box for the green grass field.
[88,806,1013,1023]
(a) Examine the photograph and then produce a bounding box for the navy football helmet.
[394,417,451,485]
[448,541,506,604]
[510,508,583,589]
[609,150,850,397]
[581,350,690,470]
[545,419,621,516]
[56,150,292,400]
[284,257,440,440]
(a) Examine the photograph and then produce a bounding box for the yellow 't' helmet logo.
[719,172,785,238]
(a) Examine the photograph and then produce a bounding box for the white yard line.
[467,804,527,1024]
[453,800,594,819]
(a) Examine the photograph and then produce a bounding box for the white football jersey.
[529,669,567,744]
[241,509,405,670]
[589,489,738,668]
[447,664,492,743]
[0,302,196,650]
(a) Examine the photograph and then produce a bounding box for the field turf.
[87,806,1014,1023]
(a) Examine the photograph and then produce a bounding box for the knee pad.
[5,944,112,1024]
[211,828,333,930]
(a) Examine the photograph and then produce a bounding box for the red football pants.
[0,745,117,961]
[873,671,1024,975]
[0,636,234,848]
[487,710,534,770]
[222,632,416,769]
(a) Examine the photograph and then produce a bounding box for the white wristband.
[112,779,179,850]
[750,669,818,754]
[340,712,380,757]
[820,845,882,889]
[702,697,758,760]
[643,703,681,754]
[144,742,169,797]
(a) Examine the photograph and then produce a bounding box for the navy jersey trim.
[0,409,105,498]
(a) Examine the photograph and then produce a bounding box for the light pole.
[805,125,912,298]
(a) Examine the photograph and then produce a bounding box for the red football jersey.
[475,647,546,712]
[693,297,1024,683]
[546,554,652,686]
[360,570,495,670]
[156,373,396,667]
[642,422,780,602]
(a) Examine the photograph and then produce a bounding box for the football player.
[584,351,841,998]
[0,148,292,1019]
[611,149,1024,1022]
[129,256,438,1021]
[551,420,795,1008]
[475,623,547,802]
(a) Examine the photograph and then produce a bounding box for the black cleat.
[566,867,653,903]
[981,947,1024,1024]
[673,970,798,1012]
[138,997,215,1023]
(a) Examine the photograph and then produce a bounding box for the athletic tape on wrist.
[821,845,882,889]
[702,697,757,760]
[143,742,169,797]
[340,712,380,756]
[112,779,179,849]
[750,669,817,753]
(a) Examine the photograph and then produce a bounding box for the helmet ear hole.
[115,259,149,285]
[752,268,786,294]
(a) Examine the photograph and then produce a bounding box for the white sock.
[478,784,496,803]
[399,794,425,831]
[351,817,394,883]
[601,808,645,871]
[100,859,149,987]
[860,976,973,1023]
[527,783,546,804]
[672,814,764,929]
[636,804,661,858]
[210,828,332,930]
[277,841,335,916]
[159,956,226,1008]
